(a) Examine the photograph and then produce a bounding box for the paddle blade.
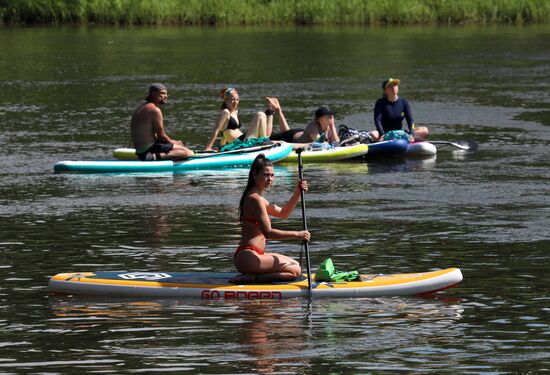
[456,140,478,150]
[430,140,478,150]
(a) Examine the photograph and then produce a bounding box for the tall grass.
[2,0,550,25]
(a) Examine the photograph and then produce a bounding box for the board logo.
[118,272,171,280]
[201,289,282,300]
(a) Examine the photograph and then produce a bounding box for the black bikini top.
[226,116,241,130]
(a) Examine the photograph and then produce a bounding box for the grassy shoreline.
[2,0,550,26]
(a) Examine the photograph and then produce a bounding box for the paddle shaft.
[191,143,276,158]
[297,149,313,295]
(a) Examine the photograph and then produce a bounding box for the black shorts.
[136,142,174,161]
[270,129,302,143]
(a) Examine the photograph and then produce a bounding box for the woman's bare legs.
[266,97,290,133]
[370,127,429,142]
[245,111,268,139]
[370,130,381,142]
[266,113,274,136]
[413,126,429,140]
[231,251,302,283]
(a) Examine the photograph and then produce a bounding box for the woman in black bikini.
[269,105,340,144]
[230,154,310,284]
[205,88,282,151]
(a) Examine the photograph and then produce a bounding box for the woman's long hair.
[238,154,273,223]
[219,87,236,110]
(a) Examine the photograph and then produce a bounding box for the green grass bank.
[2,0,550,25]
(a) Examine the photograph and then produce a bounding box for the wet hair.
[219,87,236,110]
[238,154,273,223]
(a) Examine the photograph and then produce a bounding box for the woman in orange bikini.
[230,154,310,284]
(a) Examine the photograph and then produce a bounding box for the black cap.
[149,83,166,93]
[314,106,334,118]
[146,83,166,101]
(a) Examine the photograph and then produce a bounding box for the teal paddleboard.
[54,143,292,174]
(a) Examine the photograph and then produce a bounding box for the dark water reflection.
[1,25,550,373]
[37,297,466,373]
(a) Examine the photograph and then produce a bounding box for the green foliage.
[1,0,550,25]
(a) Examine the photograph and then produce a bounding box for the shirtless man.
[130,83,193,161]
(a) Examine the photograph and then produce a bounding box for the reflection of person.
[236,302,307,373]
[270,105,340,144]
[130,83,193,161]
[370,78,429,142]
[205,88,286,151]
[230,155,310,284]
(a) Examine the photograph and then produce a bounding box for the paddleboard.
[281,144,369,163]
[54,143,292,174]
[363,139,409,157]
[113,148,139,160]
[113,144,277,161]
[406,141,437,156]
[49,268,462,299]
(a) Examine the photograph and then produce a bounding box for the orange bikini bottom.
[234,245,265,257]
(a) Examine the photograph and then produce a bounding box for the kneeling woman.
[230,155,311,284]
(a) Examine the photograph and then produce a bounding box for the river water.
[0,25,549,373]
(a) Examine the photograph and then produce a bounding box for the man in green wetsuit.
[130,83,193,161]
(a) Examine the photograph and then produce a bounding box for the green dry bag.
[315,258,360,282]
[315,258,335,282]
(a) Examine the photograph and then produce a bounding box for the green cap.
[382,78,400,89]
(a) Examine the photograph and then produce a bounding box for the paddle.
[188,143,277,159]
[429,140,478,151]
[296,148,313,296]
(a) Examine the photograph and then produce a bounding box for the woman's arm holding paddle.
[267,180,308,219]
[251,194,310,241]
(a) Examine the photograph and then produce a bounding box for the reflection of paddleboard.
[54,143,292,174]
[281,144,369,163]
[49,268,462,299]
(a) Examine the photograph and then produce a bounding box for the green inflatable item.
[315,258,335,281]
[315,258,360,282]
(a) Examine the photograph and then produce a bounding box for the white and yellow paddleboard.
[281,144,369,163]
[49,268,462,300]
[112,144,282,161]
[112,148,138,160]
